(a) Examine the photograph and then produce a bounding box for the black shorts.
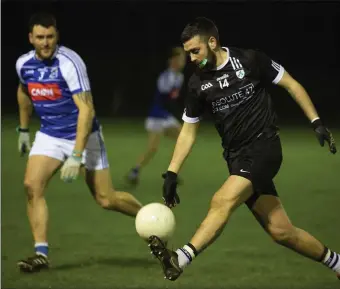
[224,130,283,209]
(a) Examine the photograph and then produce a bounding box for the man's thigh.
[25,156,63,192]
[249,195,293,232]
[226,134,283,209]
[83,131,110,171]
[85,168,112,197]
[213,175,253,210]
[26,131,65,190]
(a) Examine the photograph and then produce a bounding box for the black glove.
[162,171,180,208]
[312,119,337,154]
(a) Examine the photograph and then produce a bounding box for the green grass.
[2,117,340,289]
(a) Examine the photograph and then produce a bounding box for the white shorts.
[145,116,180,132]
[29,130,109,171]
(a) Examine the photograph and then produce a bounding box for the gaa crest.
[236,69,245,79]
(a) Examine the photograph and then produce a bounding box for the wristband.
[311,118,322,130]
[16,126,29,133]
[166,171,177,180]
[72,150,83,159]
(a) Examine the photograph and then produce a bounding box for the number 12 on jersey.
[219,78,229,89]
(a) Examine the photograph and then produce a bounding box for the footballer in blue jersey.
[16,12,142,273]
[126,47,186,184]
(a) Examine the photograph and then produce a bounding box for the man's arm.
[60,90,95,182]
[168,121,200,173]
[72,90,95,153]
[17,83,32,155]
[277,70,319,122]
[17,83,32,129]
[277,70,336,154]
[253,50,335,153]
[162,121,199,207]
[162,74,204,207]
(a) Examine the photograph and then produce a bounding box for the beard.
[35,45,56,61]
[195,48,217,73]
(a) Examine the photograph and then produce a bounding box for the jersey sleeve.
[59,52,91,94]
[252,50,285,85]
[15,58,26,86]
[182,75,205,123]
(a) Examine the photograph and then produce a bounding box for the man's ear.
[29,32,33,45]
[208,37,217,50]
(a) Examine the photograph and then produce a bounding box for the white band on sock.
[183,245,196,260]
[322,249,340,274]
[35,242,48,247]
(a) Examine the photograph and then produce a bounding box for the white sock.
[322,249,340,274]
[176,244,196,269]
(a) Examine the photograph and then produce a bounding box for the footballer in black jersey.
[148,17,339,282]
[184,46,282,153]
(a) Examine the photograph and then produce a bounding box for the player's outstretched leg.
[86,168,142,216]
[148,175,252,281]
[250,195,340,280]
[18,155,62,273]
[126,132,161,185]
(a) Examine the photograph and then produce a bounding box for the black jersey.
[183,47,285,153]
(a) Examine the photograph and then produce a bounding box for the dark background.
[2,0,340,126]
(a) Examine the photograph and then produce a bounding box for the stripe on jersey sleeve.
[182,110,200,123]
[16,51,35,85]
[272,61,285,84]
[57,47,90,94]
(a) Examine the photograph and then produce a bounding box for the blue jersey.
[16,45,99,140]
[148,69,184,118]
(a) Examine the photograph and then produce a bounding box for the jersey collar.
[215,47,230,71]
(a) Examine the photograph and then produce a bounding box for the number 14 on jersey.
[218,78,229,89]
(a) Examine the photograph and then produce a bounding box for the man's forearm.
[168,130,196,173]
[74,108,94,153]
[287,82,319,122]
[17,84,32,129]
[19,106,32,129]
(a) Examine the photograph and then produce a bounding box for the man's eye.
[191,49,200,55]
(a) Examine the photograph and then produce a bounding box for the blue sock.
[131,166,140,175]
[35,242,48,257]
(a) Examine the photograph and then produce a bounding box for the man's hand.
[162,171,180,208]
[60,151,83,182]
[17,127,31,156]
[312,119,337,154]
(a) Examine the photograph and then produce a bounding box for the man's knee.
[267,224,297,245]
[209,194,237,218]
[23,178,46,200]
[94,189,117,210]
[210,176,253,215]
[148,145,159,154]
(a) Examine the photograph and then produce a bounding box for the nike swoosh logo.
[240,169,250,173]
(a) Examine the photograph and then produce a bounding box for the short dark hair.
[181,17,219,45]
[29,12,57,33]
